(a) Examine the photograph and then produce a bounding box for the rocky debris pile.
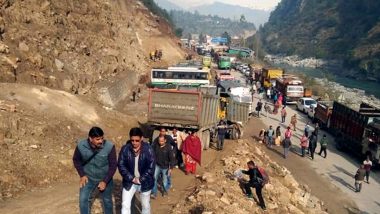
[314,78,380,109]
[171,140,327,214]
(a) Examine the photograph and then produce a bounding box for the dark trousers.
[244,182,266,209]
[218,134,225,150]
[319,146,327,158]
[281,116,286,123]
[79,179,113,214]
[309,147,316,159]
[365,170,370,182]
[177,149,183,167]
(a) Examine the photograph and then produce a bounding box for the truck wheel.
[231,127,240,140]
[204,130,210,150]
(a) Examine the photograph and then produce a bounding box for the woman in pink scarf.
[182,130,202,175]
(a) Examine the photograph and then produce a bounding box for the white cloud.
[169,0,281,10]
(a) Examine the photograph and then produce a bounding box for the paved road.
[231,70,380,214]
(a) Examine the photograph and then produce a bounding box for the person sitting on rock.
[242,161,266,211]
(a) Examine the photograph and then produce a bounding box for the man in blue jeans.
[151,136,176,198]
[118,127,155,214]
[217,120,227,150]
[267,125,274,147]
[73,127,117,214]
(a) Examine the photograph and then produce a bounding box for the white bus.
[150,69,210,88]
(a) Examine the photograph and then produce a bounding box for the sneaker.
[150,194,156,199]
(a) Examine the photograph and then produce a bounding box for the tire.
[204,130,210,150]
[231,127,240,140]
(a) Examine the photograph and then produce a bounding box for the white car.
[297,98,317,113]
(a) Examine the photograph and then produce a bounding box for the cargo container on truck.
[313,101,333,129]
[147,86,249,150]
[330,102,380,165]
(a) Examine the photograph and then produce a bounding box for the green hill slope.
[169,10,256,37]
[261,0,380,81]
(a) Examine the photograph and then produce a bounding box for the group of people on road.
[73,126,202,214]
[149,49,163,61]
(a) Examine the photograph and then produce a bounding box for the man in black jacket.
[153,127,177,190]
[308,131,318,160]
[243,161,266,210]
[118,127,155,214]
[151,136,176,198]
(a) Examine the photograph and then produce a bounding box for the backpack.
[258,167,269,185]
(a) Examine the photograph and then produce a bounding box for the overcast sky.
[168,0,281,10]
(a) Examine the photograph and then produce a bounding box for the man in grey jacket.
[73,127,117,214]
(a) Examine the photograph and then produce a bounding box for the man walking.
[151,136,176,198]
[217,120,227,150]
[118,128,155,214]
[354,165,366,193]
[243,161,266,211]
[280,106,287,123]
[363,156,372,184]
[283,126,292,159]
[73,127,117,214]
[309,131,318,160]
[318,134,328,158]
[256,99,263,118]
[153,127,176,190]
[267,125,275,147]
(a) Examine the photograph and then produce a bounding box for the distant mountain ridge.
[261,0,380,82]
[190,2,270,27]
[154,0,270,27]
[169,10,256,37]
[154,0,183,11]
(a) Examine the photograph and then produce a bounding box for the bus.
[218,56,231,70]
[150,68,210,88]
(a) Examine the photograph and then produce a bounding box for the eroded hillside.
[0,0,184,107]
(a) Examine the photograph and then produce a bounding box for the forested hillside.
[261,0,380,81]
[169,10,256,37]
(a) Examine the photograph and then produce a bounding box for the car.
[297,98,317,113]
[307,105,315,119]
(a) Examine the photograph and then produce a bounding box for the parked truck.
[275,76,304,104]
[147,86,249,150]
[330,102,380,165]
[261,68,283,88]
[313,101,333,129]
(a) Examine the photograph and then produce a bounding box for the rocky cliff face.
[0,0,184,106]
[260,0,380,81]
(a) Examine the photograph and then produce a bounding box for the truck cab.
[362,121,380,165]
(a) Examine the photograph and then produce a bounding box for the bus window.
[172,72,180,79]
